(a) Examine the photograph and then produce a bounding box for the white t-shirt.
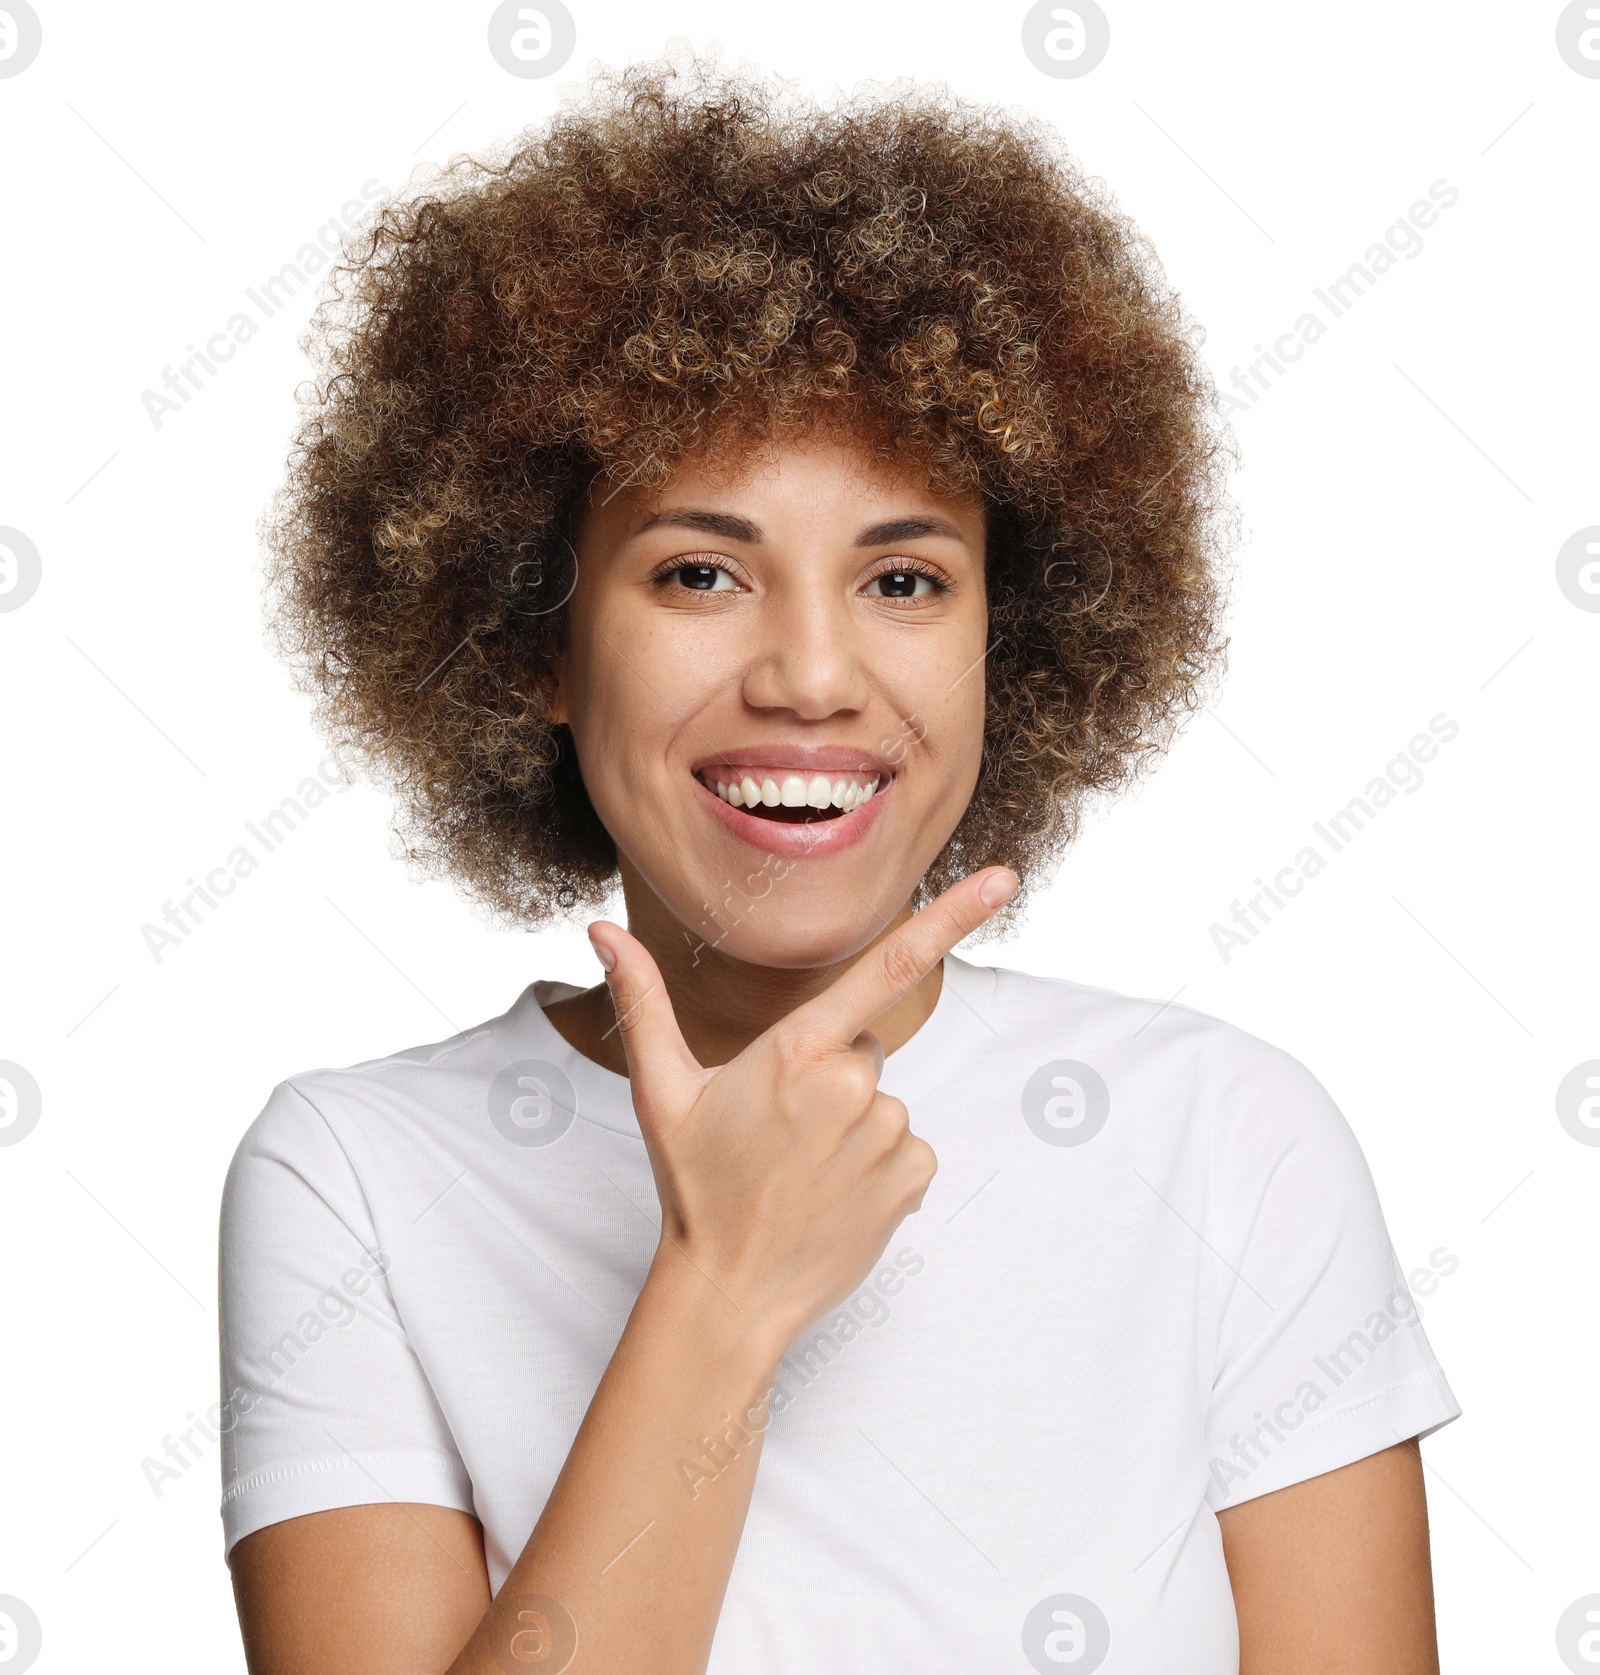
[218,953,1459,1674]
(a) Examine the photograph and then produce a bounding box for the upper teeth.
[705,771,882,813]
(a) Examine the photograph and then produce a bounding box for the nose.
[739,587,871,719]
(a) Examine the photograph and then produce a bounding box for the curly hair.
[262,50,1236,930]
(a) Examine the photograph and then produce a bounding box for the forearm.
[447,1243,789,1675]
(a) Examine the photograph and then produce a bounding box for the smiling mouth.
[694,768,885,824]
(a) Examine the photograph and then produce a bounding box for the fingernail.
[588,930,616,972]
[979,868,1018,909]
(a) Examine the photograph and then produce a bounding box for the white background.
[1,1,1595,1669]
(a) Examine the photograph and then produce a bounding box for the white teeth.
[703,768,885,815]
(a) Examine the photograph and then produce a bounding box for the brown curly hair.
[262,50,1236,930]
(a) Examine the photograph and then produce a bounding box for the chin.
[698,912,896,971]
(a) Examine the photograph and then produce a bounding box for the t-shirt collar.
[486,952,997,1140]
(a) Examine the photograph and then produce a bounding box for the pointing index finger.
[797,867,1017,1050]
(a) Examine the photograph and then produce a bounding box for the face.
[550,427,988,968]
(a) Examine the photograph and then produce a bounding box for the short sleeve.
[1202,1029,1460,1511]
[217,1079,475,1554]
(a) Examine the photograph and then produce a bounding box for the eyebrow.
[631,509,969,546]
[634,509,762,542]
[855,515,967,547]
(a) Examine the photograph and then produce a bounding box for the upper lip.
[690,743,897,779]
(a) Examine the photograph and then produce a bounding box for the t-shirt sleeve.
[217,1078,475,1554]
[1201,1027,1461,1511]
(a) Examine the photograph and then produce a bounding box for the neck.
[541,862,943,1077]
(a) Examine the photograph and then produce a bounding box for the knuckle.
[903,1138,938,1201]
[606,977,640,1029]
[872,1094,912,1141]
[878,937,929,996]
[833,1058,879,1109]
[773,1026,831,1075]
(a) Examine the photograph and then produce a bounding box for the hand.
[587,867,1018,1348]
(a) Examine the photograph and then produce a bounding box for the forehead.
[585,425,986,545]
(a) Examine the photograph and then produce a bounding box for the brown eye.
[667,564,736,592]
[865,569,939,598]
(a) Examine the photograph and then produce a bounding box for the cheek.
[935,681,987,805]
[565,617,723,793]
[881,640,986,783]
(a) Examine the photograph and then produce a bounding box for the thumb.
[587,922,702,1114]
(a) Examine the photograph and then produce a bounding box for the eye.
[655,561,739,593]
[862,563,947,599]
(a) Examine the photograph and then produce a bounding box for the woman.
[221,55,1459,1674]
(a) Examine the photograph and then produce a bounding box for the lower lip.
[693,775,893,858]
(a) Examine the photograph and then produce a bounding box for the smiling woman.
[537,436,992,971]
[258,50,1229,931]
[222,49,1458,1675]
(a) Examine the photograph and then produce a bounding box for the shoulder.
[225,985,549,1188]
[956,954,1356,1155]
[961,953,1292,1074]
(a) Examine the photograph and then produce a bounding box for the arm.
[227,867,1018,1675]
[230,1246,789,1675]
[230,1504,490,1674]
[1218,1439,1441,1674]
